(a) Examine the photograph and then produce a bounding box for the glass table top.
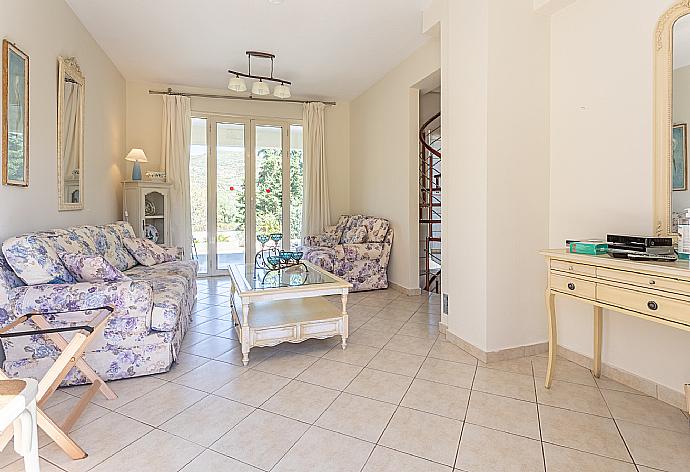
[233,263,340,291]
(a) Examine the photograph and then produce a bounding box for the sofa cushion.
[124,238,177,267]
[48,228,99,256]
[125,259,198,294]
[60,253,129,283]
[340,215,365,244]
[342,225,367,244]
[86,225,138,271]
[2,234,76,285]
[361,217,390,243]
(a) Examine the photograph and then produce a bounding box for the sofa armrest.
[304,233,339,248]
[12,280,153,329]
[161,245,184,261]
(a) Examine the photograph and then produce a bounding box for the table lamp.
[125,148,148,181]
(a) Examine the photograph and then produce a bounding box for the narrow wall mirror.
[673,14,690,231]
[57,56,84,211]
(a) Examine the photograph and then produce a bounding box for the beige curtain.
[302,102,331,236]
[162,95,192,257]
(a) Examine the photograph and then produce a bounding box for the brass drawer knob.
[567,283,576,291]
[647,301,658,311]
[649,280,656,285]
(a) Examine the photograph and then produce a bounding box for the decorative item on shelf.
[144,224,159,243]
[145,171,166,182]
[227,51,291,99]
[125,148,148,181]
[254,232,308,274]
[144,200,156,216]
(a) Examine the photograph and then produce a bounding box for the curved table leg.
[545,290,557,389]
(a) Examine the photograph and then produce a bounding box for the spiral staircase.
[419,111,441,294]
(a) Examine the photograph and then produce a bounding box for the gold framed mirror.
[57,56,84,211]
[654,1,690,238]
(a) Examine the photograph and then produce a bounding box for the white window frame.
[192,113,303,277]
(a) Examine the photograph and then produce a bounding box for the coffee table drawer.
[302,319,342,337]
[597,283,690,326]
[253,325,297,345]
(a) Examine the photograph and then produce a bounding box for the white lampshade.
[273,83,291,99]
[125,148,148,163]
[251,80,270,96]
[228,76,247,92]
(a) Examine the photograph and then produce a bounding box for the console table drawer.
[551,260,597,277]
[597,267,690,296]
[597,284,690,326]
[550,273,596,299]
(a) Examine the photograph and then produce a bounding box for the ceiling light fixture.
[227,75,247,92]
[268,0,284,4]
[228,51,292,99]
[273,83,291,99]
[252,79,270,96]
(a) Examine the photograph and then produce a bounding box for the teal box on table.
[569,241,609,255]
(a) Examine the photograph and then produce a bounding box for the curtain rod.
[148,88,336,106]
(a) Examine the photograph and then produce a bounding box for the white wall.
[431,0,550,352]
[0,0,126,240]
[349,40,440,290]
[550,0,690,394]
[125,82,349,221]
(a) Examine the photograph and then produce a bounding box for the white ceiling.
[66,0,432,101]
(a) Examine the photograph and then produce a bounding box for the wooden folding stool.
[0,306,117,459]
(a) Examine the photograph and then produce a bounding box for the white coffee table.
[228,261,352,365]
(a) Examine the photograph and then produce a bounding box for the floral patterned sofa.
[301,215,393,292]
[0,221,197,385]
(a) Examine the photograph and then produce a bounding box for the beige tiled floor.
[3,276,689,471]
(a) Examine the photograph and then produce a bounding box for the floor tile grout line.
[453,362,478,470]
[365,321,453,468]
[40,289,441,471]
[532,358,548,472]
[598,379,642,471]
[76,427,162,472]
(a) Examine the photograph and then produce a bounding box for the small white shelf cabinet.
[122,181,172,245]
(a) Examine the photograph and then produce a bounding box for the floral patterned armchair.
[301,215,393,292]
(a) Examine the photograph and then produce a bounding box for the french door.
[190,115,303,276]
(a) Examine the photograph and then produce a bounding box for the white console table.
[541,249,690,414]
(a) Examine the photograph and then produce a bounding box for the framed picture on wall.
[672,123,687,191]
[2,39,29,187]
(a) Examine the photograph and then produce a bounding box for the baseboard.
[444,329,548,364]
[389,282,422,296]
[556,345,688,411]
[443,330,689,412]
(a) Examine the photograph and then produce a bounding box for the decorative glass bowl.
[270,233,283,243]
[257,234,270,245]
